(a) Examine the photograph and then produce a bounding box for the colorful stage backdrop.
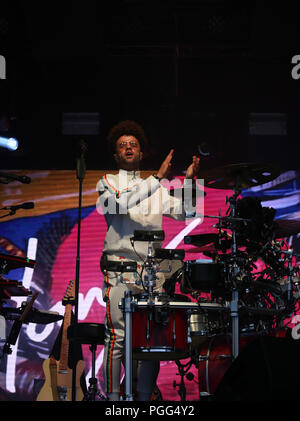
[0,169,299,401]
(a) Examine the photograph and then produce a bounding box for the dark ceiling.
[1,1,300,172]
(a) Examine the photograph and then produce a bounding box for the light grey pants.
[102,278,160,400]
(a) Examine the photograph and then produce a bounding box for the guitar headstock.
[62,279,75,306]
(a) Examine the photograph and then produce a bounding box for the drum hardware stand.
[120,259,172,401]
[103,258,138,402]
[130,230,165,304]
[123,230,182,401]
[278,248,299,323]
[120,290,135,401]
[173,359,193,401]
[225,182,242,360]
[143,241,159,304]
[143,245,174,301]
[283,248,294,302]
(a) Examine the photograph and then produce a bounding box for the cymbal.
[185,242,232,256]
[184,233,232,254]
[186,244,217,254]
[274,219,300,238]
[0,252,35,273]
[198,163,281,190]
[184,233,219,247]
[0,277,32,298]
[1,306,64,324]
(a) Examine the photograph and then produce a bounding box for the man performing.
[97,120,200,401]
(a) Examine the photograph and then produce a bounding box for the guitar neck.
[58,303,72,373]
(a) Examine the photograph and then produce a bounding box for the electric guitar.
[37,280,85,401]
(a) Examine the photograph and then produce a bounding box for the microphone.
[0,172,31,184]
[2,202,35,212]
[78,139,88,155]
[16,175,31,184]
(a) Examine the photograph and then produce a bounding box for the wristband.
[152,174,162,181]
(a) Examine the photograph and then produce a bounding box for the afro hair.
[107,120,148,154]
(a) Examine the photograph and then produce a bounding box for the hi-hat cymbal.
[2,306,64,324]
[198,163,281,190]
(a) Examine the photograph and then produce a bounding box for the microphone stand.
[71,140,87,402]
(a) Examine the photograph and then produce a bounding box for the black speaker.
[214,336,300,401]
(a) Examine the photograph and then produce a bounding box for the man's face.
[114,135,143,170]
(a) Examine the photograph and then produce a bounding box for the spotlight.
[0,136,19,151]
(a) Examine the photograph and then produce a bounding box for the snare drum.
[132,295,190,360]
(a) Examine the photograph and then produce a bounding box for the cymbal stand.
[173,359,193,401]
[143,241,158,304]
[284,248,294,302]
[121,249,171,401]
[226,184,242,359]
[122,289,135,401]
[280,248,297,323]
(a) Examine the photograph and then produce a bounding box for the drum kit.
[117,163,300,401]
[0,252,64,356]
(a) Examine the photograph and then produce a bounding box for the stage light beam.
[0,136,19,151]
